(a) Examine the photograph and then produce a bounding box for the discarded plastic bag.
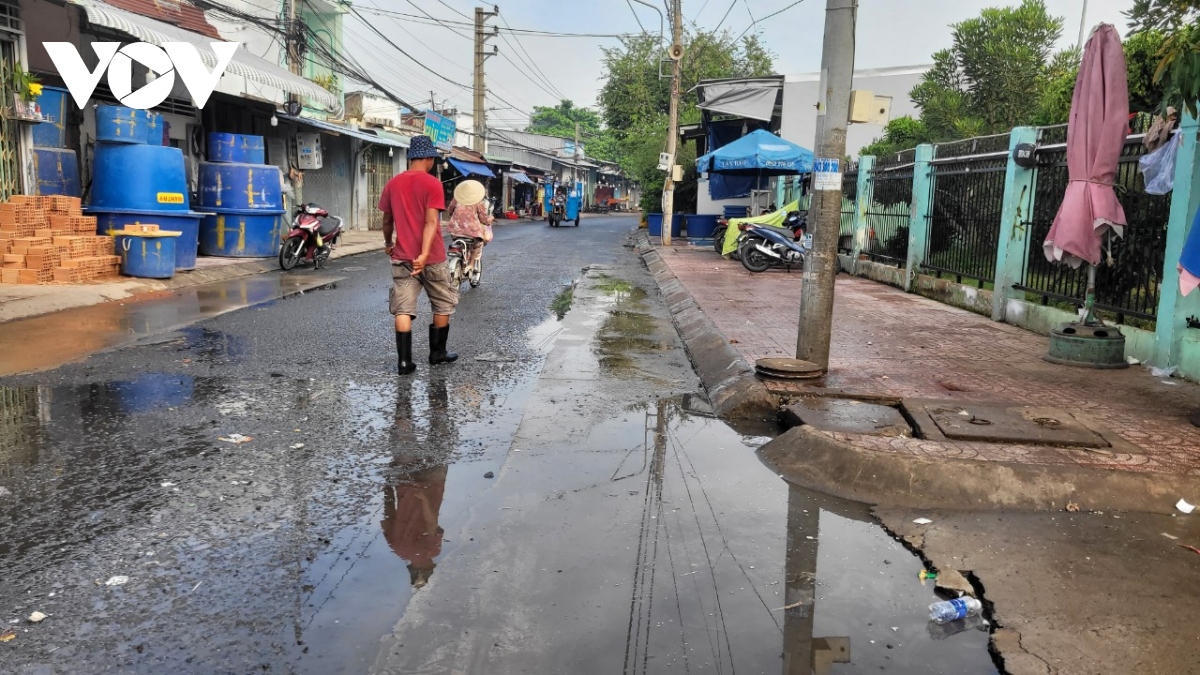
[1139,136,1179,195]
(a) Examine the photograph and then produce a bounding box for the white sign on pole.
[813,158,842,191]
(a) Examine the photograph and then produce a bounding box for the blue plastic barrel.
[32,86,69,148]
[207,133,266,164]
[32,148,81,196]
[647,213,663,235]
[90,144,190,211]
[116,232,180,279]
[96,105,150,144]
[723,205,749,219]
[91,210,204,270]
[199,209,286,257]
[198,162,283,210]
[685,214,719,238]
[143,112,164,146]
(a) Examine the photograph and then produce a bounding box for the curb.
[634,231,777,422]
[758,425,1200,515]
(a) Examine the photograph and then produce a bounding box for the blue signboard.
[423,111,457,151]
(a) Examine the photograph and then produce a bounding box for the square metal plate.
[915,404,1110,448]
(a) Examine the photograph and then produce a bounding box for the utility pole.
[473,6,499,152]
[660,0,683,246]
[285,0,301,75]
[795,0,856,370]
[574,121,581,191]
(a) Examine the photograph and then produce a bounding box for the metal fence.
[863,149,916,266]
[1015,119,1171,325]
[839,164,858,253]
[922,134,1010,286]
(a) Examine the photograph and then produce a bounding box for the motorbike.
[447,198,491,289]
[279,203,342,271]
[712,216,730,253]
[735,210,840,274]
[548,193,570,227]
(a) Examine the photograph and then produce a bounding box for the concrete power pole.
[795,0,857,370]
[473,6,499,153]
[660,0,683,246]
[285,0,301,76]
[574,121,581,192]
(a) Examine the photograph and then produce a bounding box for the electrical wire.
[626,0,648,33]
[350,7,636,38]
[733,0,812,41]
[497,12,568,101]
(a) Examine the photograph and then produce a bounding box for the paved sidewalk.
[658,245,1200,477]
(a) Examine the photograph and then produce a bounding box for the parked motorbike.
[279,203,342,271]
[447,198,491,289]
[712,216,730,253]
[736,211,840,274]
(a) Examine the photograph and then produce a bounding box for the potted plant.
[9,65,43,121]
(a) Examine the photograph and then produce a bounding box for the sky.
[343,0,1137,129]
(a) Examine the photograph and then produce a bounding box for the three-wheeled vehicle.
[544,182,581,227]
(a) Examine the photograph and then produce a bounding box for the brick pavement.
[658,245,1200,476]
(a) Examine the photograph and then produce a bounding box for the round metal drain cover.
[755,358,824,380]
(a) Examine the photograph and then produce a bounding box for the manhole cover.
[781,399,911,437]
[912,403,1110,448]
[756,358,824,380]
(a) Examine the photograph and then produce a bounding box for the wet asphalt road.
[0,216,996,674]
[0,217,635,673]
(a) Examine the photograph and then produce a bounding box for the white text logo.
[43,42,239,110]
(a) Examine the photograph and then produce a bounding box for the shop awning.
[448,158,495,178]
[69,0,341,112]
[281,115,408,148]
[509,171,534,185]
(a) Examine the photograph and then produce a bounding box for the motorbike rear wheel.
[469,254,483,287]
[448,255,465,287]
[279,236,305,271]
[739,239,773,273]
[712,225,727,254]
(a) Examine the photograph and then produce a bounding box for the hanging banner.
[813,157,842,191]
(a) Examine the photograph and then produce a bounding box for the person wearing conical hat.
[445,179,494,273]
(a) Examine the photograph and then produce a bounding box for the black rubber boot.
[428,324,459,365]
[396,331,416,374]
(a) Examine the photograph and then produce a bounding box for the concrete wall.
[781,65,929,157]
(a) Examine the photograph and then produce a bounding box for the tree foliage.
[1125,0,1200,115]
[527,100,619,162]
[597,30,774,211]
[861,0,1167,156]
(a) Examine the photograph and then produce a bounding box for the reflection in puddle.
[382,378,454,589]
[0,273,340,376]
[593,278,669,376]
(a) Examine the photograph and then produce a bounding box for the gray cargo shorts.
[389,261,459,317]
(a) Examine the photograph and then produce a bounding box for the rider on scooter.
[444,179,494,269]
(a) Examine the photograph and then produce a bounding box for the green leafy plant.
[10,66,41,102]
[309,73,338,93]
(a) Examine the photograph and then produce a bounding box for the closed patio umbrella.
[1042,24,1129,324]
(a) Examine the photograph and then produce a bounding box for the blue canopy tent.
[696,129,813,200]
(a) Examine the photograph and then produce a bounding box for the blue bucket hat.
[408,135,440,160]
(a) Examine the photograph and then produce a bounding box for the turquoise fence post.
[1152,112,1200,369]
[991,127,1039,321]
[904,145,935,292]
[851,156,875,270]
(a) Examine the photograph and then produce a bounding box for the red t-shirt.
[379,170,447,264]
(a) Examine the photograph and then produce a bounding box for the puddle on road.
[0,274,341,377]
[610,400,997,675]
[591,276,670,377]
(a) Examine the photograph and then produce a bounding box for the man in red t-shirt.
[379,135,458,374]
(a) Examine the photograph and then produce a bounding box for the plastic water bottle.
[928,597,982,624]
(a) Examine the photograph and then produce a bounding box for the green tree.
[859,116,932,157]
[598,30,774,211]
[528,100,602,139]
[1032,32,1167,126]
[1125,0,1200,115]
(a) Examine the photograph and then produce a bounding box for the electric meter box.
[296,133,323,170]
[849,90,876,124]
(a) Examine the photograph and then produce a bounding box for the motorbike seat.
[317,220,339,236]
